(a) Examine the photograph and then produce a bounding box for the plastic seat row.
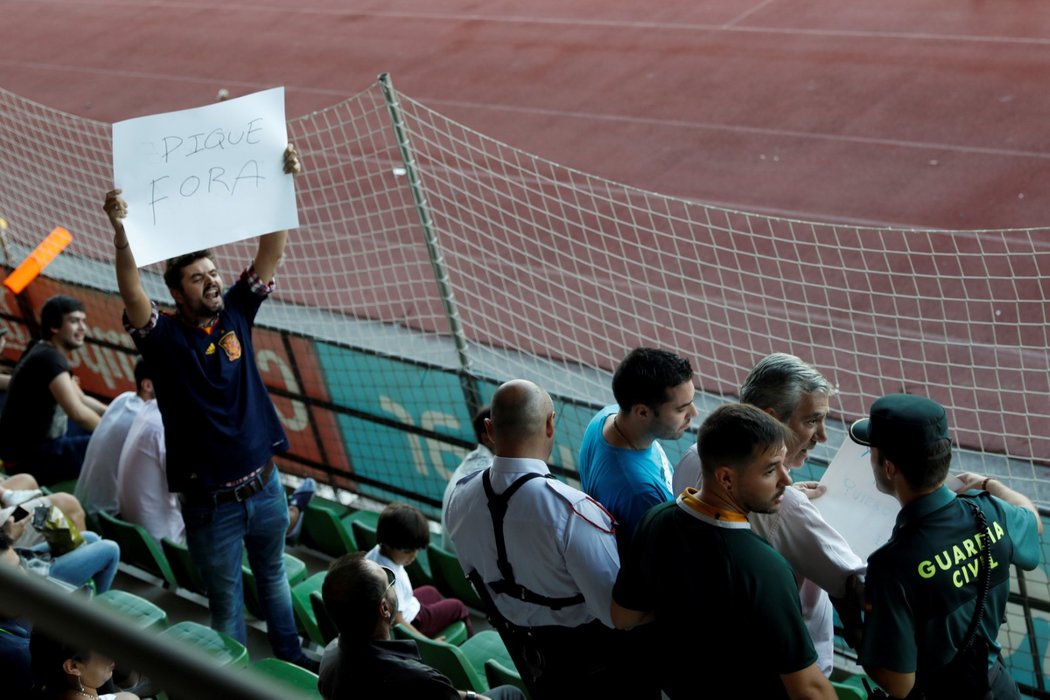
[95,511,308,615]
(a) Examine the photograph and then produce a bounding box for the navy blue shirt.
[126,267,288,493]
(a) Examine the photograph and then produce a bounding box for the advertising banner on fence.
[112,87,298,266]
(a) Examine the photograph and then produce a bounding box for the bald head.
[489,379,555,458]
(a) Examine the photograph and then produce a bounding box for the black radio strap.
[480,469,586,610]
[956,499,993,654]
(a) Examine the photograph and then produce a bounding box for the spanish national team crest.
[219,331,242,361]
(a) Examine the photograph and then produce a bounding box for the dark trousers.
[496,620,659,700]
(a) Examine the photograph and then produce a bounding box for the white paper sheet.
[112,87,298,266]
[815,438,901,562]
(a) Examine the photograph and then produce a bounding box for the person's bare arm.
[864,666,914,699]
[75,384,107,416]
[954,472,1043,535]
[49,373,101,431]
[104,190,152,329]
[252,144,301,283]
[779,663,838,700]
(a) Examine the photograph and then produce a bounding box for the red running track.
[4,0,1050,229]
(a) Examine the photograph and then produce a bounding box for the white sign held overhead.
[112,87,298,267]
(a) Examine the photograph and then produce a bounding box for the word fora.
[148,161,264,224]
[917,519,1005,588]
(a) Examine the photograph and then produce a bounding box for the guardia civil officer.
[851,394,1042,700]
[446,379,657,699]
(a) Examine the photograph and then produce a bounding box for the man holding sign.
[103,143,313,670]
[850,394,1042,700]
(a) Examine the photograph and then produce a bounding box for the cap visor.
[848,418,872,446]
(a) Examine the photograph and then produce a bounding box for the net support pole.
[378,73,482,420]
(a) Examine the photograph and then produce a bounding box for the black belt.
[185,461,275,506]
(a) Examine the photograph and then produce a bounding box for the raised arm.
[252,144,301,283]
[104,190,152,329]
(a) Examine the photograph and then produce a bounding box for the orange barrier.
[3,227,72,294]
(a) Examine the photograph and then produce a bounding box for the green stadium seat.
[300,500,357,557]
[97,511,177,588]
[394,624,514,693]
[310,589,338,645]
[242,552,307,620]
[407,546,434,588]
[95,589,168,631]
[347,510,379,552]
[832,680,866,700]
[160,620,249,669]
[291,571,328,647]
[250,658,322,698]
[485,658,531,699]
[428,543,483,609]
[161,537,207,595]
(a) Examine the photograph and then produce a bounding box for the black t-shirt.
[0,343,70,460]
[318,638,459,700]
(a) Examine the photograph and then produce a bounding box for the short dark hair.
[376,502,429,551]
[164,250,215,292]
[472,406,492,444]
[322,553,386,641]
[612,348,693,411]
[697,403,791,476]
[132,357,150,392]
[39,295,84,340]
[877,439,953,492]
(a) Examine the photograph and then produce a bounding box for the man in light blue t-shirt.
[578,347,696,550]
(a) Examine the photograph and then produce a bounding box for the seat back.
[95,589,169,631]
[485,658,531,700]
[291,571,328,647]
[393,623,488,692]
[300,501,357,557]
[160,620,249,669]
[161,537,207,595]
[427,543,483,609]
[97,511,176,588]
[310,589,339,646]
[250,658,321,698]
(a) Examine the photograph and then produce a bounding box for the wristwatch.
[465,692,478,700]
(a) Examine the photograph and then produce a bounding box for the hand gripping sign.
[112,87,298,266]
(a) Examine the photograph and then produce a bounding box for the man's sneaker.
[285,478,316,545]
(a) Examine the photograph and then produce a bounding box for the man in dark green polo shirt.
[850,394,1042,700]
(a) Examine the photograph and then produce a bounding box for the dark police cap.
[849,394,950,454]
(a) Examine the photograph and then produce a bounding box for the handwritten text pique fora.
[148,118,268,225]
[112,87,298,267]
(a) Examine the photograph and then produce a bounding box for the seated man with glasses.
[319,553,523,700]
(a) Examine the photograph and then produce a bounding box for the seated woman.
[29,632,139,700]
[2,507,120,592]
[364,502,473,639]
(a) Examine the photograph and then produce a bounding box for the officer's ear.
[545,410,556,439]
[484,417,495,447]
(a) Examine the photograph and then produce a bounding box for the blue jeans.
[182,469,303,662]
[44,531,120,592]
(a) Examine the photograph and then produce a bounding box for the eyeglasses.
[381,566,396,595]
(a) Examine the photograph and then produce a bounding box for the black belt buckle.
[231,476,263,503]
